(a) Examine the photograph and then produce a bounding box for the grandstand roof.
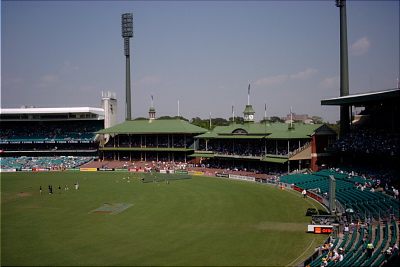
[321,88,400,106]
[0,107,104,115]
[96,119,208,134]
[195,122,331,140]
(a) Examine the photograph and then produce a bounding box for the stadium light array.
[121,13,133,121]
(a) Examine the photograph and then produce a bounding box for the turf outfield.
[1,171,329,266]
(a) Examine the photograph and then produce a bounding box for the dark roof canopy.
[321,89,399,106]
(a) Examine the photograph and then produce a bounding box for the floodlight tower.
[122,13,133,121]
[336,0,350,138]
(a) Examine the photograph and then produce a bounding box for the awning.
[99,147,192,152]
[261,157,288,164]
[188,153,215,158]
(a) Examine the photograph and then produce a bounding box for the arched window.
[232,129,248,134]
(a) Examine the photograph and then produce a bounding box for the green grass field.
[1,171,329,266]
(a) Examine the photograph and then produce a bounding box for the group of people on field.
[39,181,79,194]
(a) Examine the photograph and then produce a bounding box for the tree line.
[133,115,329,130]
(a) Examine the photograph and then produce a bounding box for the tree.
[192,121,210,129]
[212,117,229,126]
[190,117,202,124]
[158,115,188,121]
[158,116,173,120]
[270,116,284,123]
[311,116,324,124]
[228,117,244,124]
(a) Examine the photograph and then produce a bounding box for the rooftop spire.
[149,94,156,120]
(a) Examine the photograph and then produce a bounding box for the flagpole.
[178,100,180,117]
[232,104,235,122]
[247,82,250,105]
[290,106,293,128]
[264,100,267,119]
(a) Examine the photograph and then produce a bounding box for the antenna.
[151,94,154,107]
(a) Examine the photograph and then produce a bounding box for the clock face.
[249,115,254,120]
[244,114,249,119]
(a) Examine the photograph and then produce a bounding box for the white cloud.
[2,73,23,87]
[139,75,162,85]
[61,61,80,73]
[350,37,371,56]
[41,74,59,83]
[255,74,289,86]
[255,68,318,87]
[319,76,340,88]
[290,68,318,80]
[34,74,59,88]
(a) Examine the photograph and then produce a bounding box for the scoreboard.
[314,227,333,234]
[307,225,333,234]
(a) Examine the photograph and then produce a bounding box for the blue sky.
[1,0,399,124]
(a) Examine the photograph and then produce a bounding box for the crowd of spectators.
[332,128,399,156]
[197,140,309,158]
[198,158,290,176]
[320,243,344,265]
[1,121,102,142]
[0,156,94,170]
[331,167,399,197]
[0,143,98,151]
[105,134,194,148]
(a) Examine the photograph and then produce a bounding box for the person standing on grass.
[40,185,42,195]
[302,189,307,198]
[65,183,69,190]
[58,185,61,194]
[75,181,79,190]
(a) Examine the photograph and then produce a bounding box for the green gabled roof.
[264,123,324,139]
[96,119,208,134]
[195,122,327,140]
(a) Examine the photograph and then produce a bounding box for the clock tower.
[243,105,255,122]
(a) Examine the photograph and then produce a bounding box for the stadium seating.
[1,121,102,143]
[0,156,94,170]
[285,168,399,267]
[284,170,399,221]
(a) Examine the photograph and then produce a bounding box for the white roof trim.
[0,107,104,115]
